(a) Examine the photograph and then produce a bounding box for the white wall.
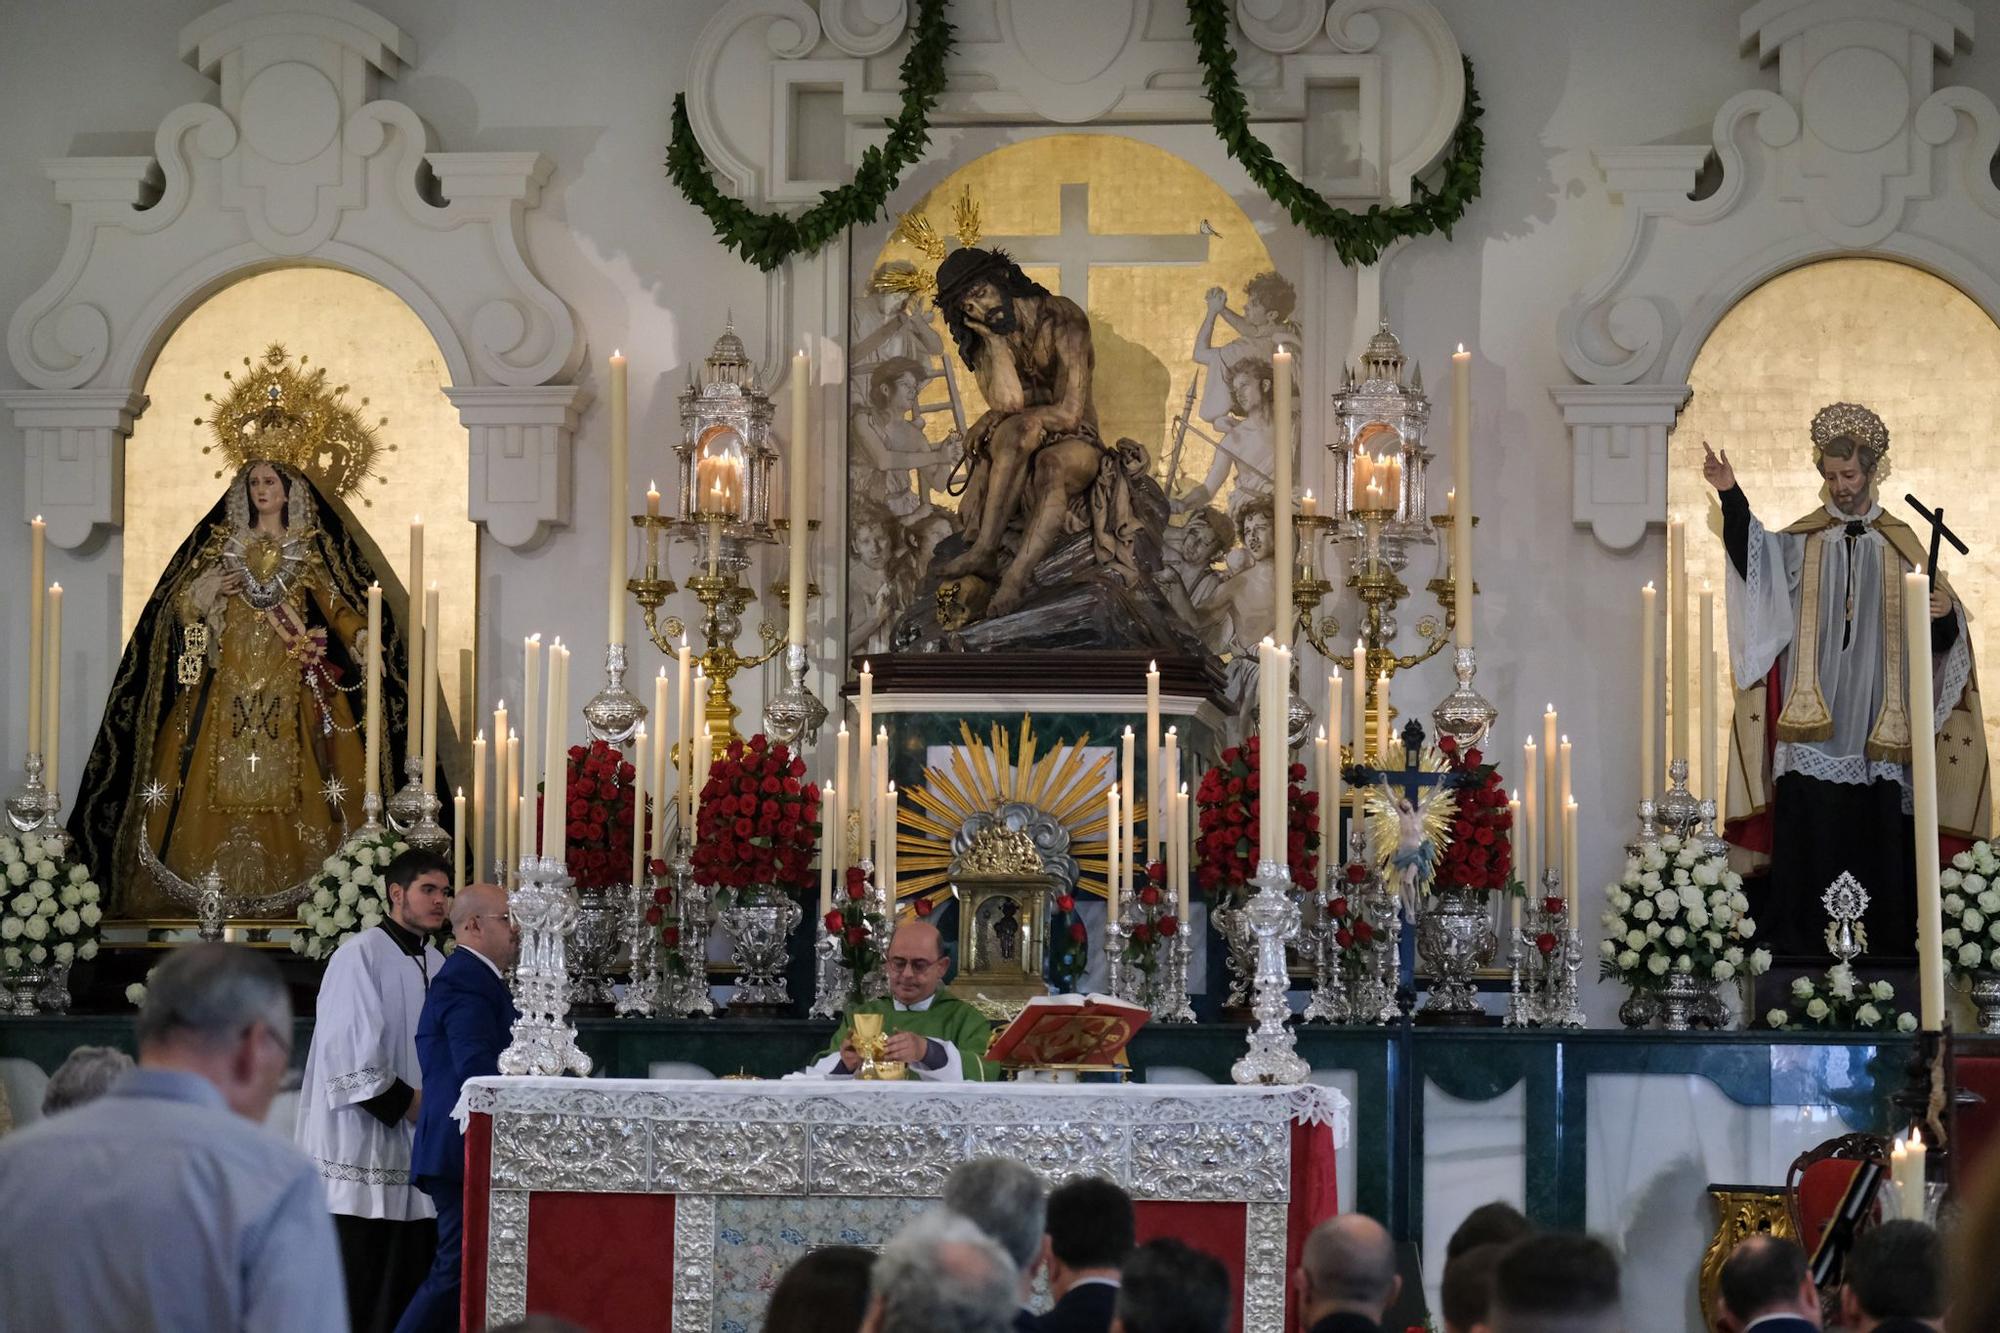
[7,0,1997,1016]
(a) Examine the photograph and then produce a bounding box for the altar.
[454,1076,1346,1332]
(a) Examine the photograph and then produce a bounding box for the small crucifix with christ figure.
[1906,493,1969,593]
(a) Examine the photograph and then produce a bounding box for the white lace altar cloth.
[459,1077,1349,1332]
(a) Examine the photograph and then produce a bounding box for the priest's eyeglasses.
[886,956,941,974]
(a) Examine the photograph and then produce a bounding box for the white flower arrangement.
[291,829,411,961]
[1598,835,1771,992]
[1939,840,2000,981]
[0,831,102,972]
[1765,965,1919,1032]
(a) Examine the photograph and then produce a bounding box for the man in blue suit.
[1714,1234,1822,1333]
[394,883,519,1333]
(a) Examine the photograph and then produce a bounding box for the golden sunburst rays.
[875,186,984,301]
[892,716,1145,912]
[194,343,394,502]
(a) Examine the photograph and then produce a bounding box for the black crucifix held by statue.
[1906,493,1969,593]
[1343,719,1472,807]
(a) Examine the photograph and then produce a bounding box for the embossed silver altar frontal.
[466,1077,1348,1330]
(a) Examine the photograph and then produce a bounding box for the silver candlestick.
[1431,646,1498,750]
[196,868,226,943]
[1697,797,1727,857]
[1629,797,1659,854]
[499,854,593,1077]
[809,919,852,1019]
[763,643,829,750]
[667,845,715,1018]
[1502,939,1531,1027]
[359,788,384,836]
[1654,758,1700,839]
[1104,905,1132,1005]
[6,752,50,833]
[386,755,448,851]
[583,643,646,745]
[1152,926,1197,1023]
[1231,859,1309,1085]
[614,876,660,1018]
[1301,895,1352,1025]
[1556,924,1587,1028]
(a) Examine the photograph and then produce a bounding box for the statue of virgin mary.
[73,459,411,916]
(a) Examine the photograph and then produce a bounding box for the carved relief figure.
[848,355,957,566]
[848,496,921,658]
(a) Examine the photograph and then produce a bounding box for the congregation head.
[884,919,949,1005]
[41,1044,132,1116]
[1490,1234,1622,1333]
[450,882,520,971]
[861,1210,1019,1333]
[1715,1234,1816,1331]
[134,941,293,1122]
[765,1244,874,1333]
[1296,1213,1401,1325]
[1113,1237,1232,1333]
[1447,1201,1532,1262]
[1044,1174,1137,1277]
[943,1156,1047,1279]
[1842,1219,1944,1330]
[1442,1242,1507,1333]
[383,846,452,933]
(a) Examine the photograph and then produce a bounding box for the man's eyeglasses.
[886,956,941,974]
[475,911,513,926]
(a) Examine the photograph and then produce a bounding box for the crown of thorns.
[1810,402,1890,465]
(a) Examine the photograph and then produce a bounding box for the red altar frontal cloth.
[458,1079,1344,1333]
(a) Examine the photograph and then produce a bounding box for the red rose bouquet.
[1049,890,1087,991]
[1324,861,1383,956]
[1194,735,1321,904]
[1127,861,1183,980]
[541,740,639,891]
[1432,735,1516,895]
[690,733,822,900]
[822,864,889,985]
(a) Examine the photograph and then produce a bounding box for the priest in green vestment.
[810,922,994,1081]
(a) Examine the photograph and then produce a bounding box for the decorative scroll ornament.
[957,825,1044,878]
[1809,401,1891,469]
[195,345,393,501]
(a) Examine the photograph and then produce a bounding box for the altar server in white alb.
[297,847,452,1333]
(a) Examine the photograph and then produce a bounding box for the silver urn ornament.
[1415,885,1497,1020]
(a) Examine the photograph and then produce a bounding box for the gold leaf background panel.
[123,268,478,764]
[1668,258,2000,794]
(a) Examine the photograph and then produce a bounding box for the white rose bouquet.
[1940,840,2000,981]
[0,831,104,974]
[1765,965,1918,1032]
[292,829,412,960]
[1598,834,1771,994]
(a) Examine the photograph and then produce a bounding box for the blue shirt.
[0,1067,348,1333]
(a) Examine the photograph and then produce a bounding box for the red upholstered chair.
[1785,1132,1890,1277]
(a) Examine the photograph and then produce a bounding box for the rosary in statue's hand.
[1701,440,1735,492]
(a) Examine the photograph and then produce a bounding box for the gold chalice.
[848,1012,905,1081]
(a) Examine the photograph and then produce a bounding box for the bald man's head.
[1297,1215,1401,1324]
[885,920,947,1004]
[450,883,519,972]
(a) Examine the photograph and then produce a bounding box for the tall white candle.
[834,723,851,872]
[421,586,440,798]
[1542,705,1560,864]
[1145,661,1161,862]
[608,350,628,646]
[692,669,710,805]
[506,731,520,879]
[1712,644,1729,814]
[1564,796,1579,913]
[1122,726,1137,894]
[651,669,670,853]
[1352,641,1368,767]
[631,724,649,887]
[542,641,566,863]
[1376,671,1392,764]
[1107,786,1121,923]
[1559,734,1573,855]
[28,516,44,762]
[491,701,508,868]
[1507,791,1523,934]
[1906,569,1945,1030]
[875,724,890,870]
[1326,668,1344,842]
[1451,345,1473,648]
[1522,736,1540,892]
[677,639,693,834]
[472,730,486,882]
[365,584,383,801]
[1176,783,1192,919]
[521,635,541,857]
[1640,582,1657,799]
[1162,726,1179,876]
[1272,349,1294,646]
[1700,582,1717,806]
[820,781,837,916]
[858,662,874,860]
[408,516,425,753]
[453,789,466,892]
[884,781,898,897]
[1669,517,1688,764]
[44,583,61,796]
[789,347,811,647]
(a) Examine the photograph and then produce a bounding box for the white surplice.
[296,923,443,1219]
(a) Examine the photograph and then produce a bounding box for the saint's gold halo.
[194,343,394,501]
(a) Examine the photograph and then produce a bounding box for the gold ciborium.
[848,1011,906,1081]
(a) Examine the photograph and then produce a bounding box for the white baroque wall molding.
[7,0,584,549]
[685,0,1464,209]
[1556,0,2000,550]
[445,385,589,551]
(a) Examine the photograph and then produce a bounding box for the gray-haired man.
[0,943,347,1333]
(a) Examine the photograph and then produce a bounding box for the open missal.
[985,993,1151,1069]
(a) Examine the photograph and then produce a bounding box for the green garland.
[1187,0,1484,268]
[667,0,1483,273]
[666,0,955,272]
